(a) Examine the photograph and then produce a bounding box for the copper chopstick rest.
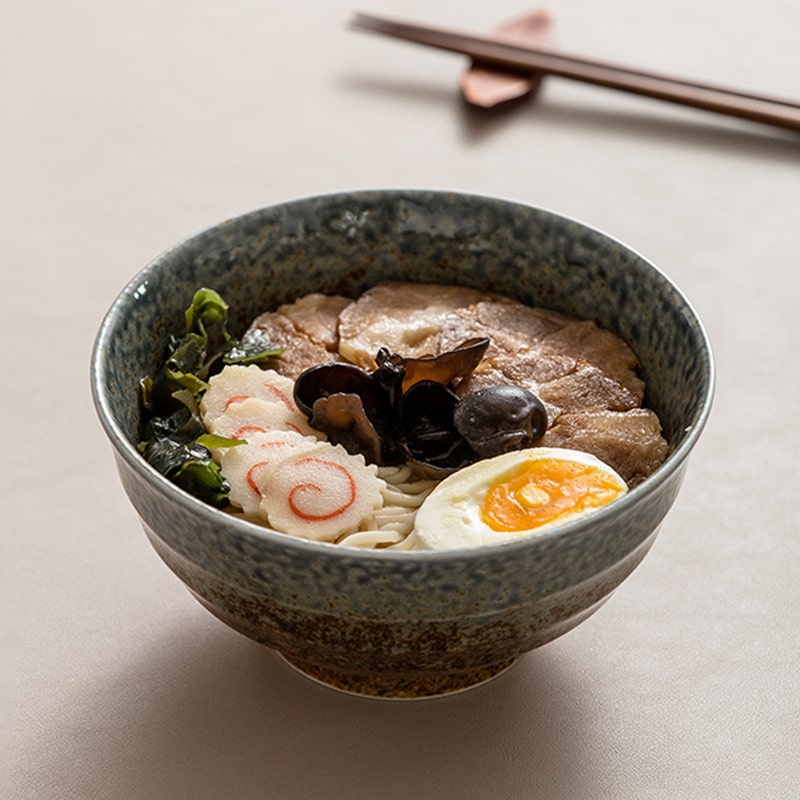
[350,11,800,134]
[460,10,555,109]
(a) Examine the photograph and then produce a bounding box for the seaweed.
[136,288,283,505]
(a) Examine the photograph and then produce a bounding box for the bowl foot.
[181,583,523,699]
[277,651,520,700]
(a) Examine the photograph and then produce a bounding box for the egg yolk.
[480,457,625,533]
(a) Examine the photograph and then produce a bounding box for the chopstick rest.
[461,10,554,109]
[351,11,800,134]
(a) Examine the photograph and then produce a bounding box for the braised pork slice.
[456,352,640,421]
[540,409,669,486]
[247,310,336,380]
[248,283,668,486]
[438,300,569,361]
[455,352,579,396]
[337,282,497,368]
[537,362,640,413]
[539,320,644,399]
[277,293,350,351]
[440,300,644,401]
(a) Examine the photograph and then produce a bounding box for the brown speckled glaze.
[92,190,714,698]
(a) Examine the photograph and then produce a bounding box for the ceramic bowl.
[91,190,713,698]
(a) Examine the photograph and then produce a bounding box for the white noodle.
[337,529,406,548]
[334,466,439,550]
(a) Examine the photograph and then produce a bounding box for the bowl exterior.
[92,190,713,697]
[114,447,687,696]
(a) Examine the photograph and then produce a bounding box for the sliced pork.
[337,282,496,368]
[247,310,336,379]
[539,320,644,399]
[246,282,667,488]
[540,409,669,486]
[277,293,350,351]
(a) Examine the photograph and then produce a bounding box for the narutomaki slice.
[220,431,321,520]
[208,396,320,441]
[200,365,300,427]
[260,444,385,542]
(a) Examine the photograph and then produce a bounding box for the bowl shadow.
[16,613,610,799]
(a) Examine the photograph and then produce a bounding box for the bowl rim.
[90,188,715,563]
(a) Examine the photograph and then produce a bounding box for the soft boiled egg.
[411,447,628,550]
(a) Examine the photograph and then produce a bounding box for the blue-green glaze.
[91,190,714,697]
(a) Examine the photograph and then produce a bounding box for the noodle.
[334,466,438,549]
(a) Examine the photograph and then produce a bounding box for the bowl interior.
[94,190,713,487]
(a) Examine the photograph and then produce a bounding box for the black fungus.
[453,385,548,458]
[399,337,489,391]
[309,393,386,466]
[400,381,460,459]
[293,362,379,417]
[294,361,403,464]
[294,341,548,475]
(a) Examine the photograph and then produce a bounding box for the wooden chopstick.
[350,12,800,134]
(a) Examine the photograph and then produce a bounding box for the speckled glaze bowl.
[91,190,713,698]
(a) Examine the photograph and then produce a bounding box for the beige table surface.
[5,1,800,798]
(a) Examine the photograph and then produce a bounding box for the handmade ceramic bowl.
[91,190,713,698]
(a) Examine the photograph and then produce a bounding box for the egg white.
[411,447,627,551]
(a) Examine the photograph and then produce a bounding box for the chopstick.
[350,12,800,134]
